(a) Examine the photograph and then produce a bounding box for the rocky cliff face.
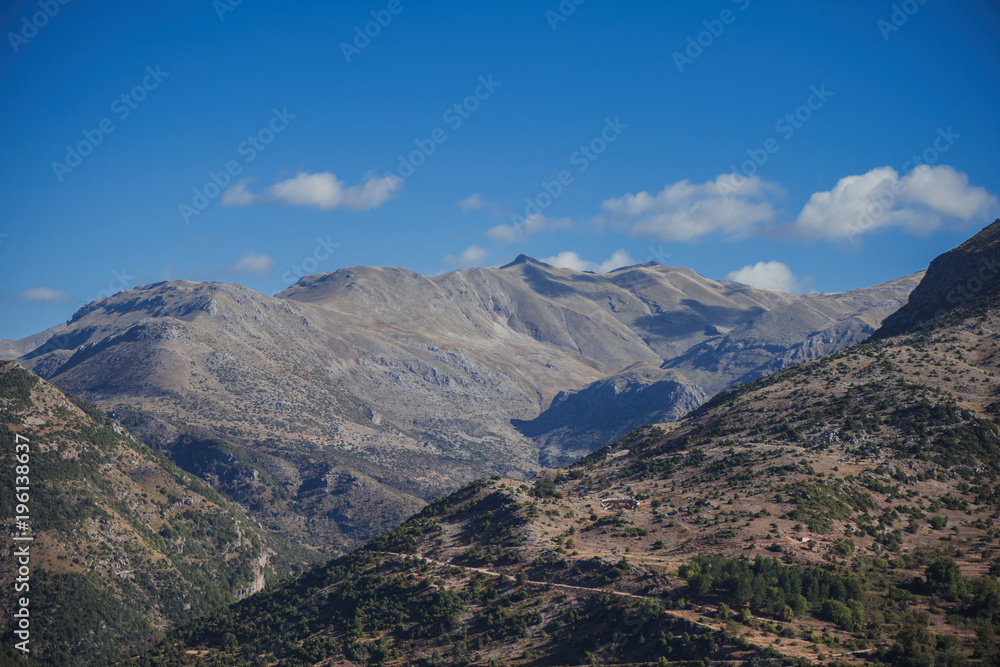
[875,218,1000,339]
[16,258,921,553]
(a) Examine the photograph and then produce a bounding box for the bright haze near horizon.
[1,0,998,340]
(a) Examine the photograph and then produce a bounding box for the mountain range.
[3,221,1000,665]
[7,256,920,557]
[124,218,1000,666]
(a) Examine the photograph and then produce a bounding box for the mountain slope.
[0,362,308,665]
[18,260,919,555]
[135,223,1000,666]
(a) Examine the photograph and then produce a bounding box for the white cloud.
[726,261,805,294]
[444,245,489,267]
[901,165,994,218]
[486,214,571,243]
[18,287,72,303]
[229,251,277,277]
[222,172,402,211]
[599,166,995,245]
[540,249,637,274]
[457,194,486,212]
[221,178,256,206]
[794,165,996,240]
[540,251,590,271]
[600,174,782,242]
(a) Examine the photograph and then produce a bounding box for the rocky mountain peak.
[499,254,552,269]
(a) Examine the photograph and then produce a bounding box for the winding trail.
[372,550,866,664]
[378,551,646,599]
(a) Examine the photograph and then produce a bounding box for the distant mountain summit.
[875,218,1000,339]
[499,253,554,269]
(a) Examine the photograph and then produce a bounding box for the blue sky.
[1,0,999,340]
